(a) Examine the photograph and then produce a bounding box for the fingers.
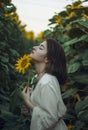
[27,86,30,91]
[22,86,27,92]
[23,86,29,93]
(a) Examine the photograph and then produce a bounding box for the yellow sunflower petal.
[15,54,32,74]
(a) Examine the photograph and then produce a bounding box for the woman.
[22,38,68,130]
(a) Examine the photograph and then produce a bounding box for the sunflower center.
[21,59,28,67]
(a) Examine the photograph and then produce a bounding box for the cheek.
[36,53,45,61]
[37,51,47,59]
[38,54,45,61]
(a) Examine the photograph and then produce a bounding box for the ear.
[44,57,49,63]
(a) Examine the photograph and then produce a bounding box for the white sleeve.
[30,82,59,130]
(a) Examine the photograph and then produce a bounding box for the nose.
[33,46,38,50]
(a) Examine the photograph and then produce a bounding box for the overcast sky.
[12,0,79,35]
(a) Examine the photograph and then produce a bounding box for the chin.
[30,54,35,60]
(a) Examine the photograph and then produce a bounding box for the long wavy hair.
[45,38,67,85]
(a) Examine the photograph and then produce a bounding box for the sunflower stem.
[27,77,30,87]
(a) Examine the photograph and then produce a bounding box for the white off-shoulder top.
[30,73,68,130]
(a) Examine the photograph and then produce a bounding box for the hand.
[21,86,30,101]
[21,86,34,110]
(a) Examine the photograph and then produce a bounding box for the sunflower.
[15,54,31,74]
[54,15,61,24]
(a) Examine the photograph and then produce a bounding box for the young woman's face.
[30,41,47,63]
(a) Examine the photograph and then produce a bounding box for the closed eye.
[39,47,43,50]
[39,44,44,50]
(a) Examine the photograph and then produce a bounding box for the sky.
[12,0,79,35]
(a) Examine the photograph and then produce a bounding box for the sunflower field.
[0,0,88,130]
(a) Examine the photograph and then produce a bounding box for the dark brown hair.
[45,38,67,85]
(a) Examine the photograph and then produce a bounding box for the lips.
[31,50,35,53]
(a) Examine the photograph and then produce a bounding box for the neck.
[37,71,45,80]
[34,63,46,80]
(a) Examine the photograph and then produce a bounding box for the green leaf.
[75,96,88,113]
[10,87,23,114]
[0,93,10,102]
[78,19,88,29]
[68,55,80,64]
[78,110,88,123]
[72,73,88,84]
[5,4,16,13]
[64,35,88,46]
[64,46,75,56]
[0,62,9,72]
[10,48,20,57]
[43,29,52,37]
[62,88,78,99]
[0,110,18,122]
[64,113,75,120]
[80,49,88,59]
[0,41,7,47]
[64,38,78,46]
[82,59,88,66]
[68,62,80,73]
[1,56,9,63]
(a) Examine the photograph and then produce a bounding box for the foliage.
[0,0,36,129]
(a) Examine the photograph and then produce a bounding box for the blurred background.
[12,0,77,35]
